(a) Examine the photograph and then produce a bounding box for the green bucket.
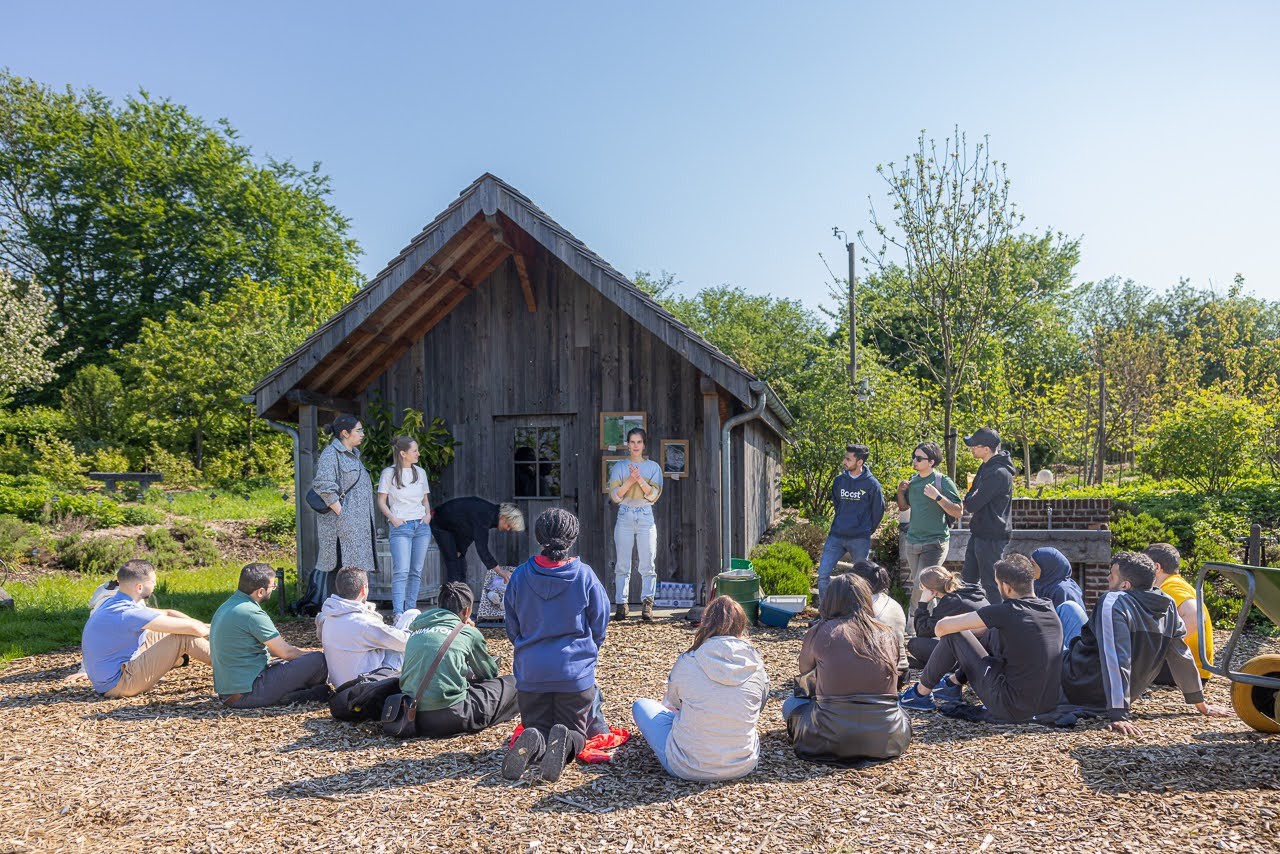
[715,565,762,624]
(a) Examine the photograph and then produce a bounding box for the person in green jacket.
[400,581,519,738]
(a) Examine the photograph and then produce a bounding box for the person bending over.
[502,509,609,783]
[315,566,416,687]
[907,566,987,670]
[429,497,524,585]
[631,596,768,781]
[899,554,1061,723]
[211,563,329,708]
[81,560,212,698]
[1060,551,1229,735]
[400,581,519,738]
[784,574,911,764]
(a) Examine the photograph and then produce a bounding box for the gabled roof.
[252,173,793,431]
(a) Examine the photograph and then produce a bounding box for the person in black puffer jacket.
[907,566,987,669]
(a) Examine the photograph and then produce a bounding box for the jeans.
[1057,601,1088,651]
[223,652,329,709]
[388,519,431,614]
[781,694,809,720]
[903,540,949,618]
[962,535,1009,604]
[631,698,676,775]
[817,535,872,600]
[614,505,657,604]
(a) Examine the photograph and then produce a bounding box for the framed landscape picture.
[600,411,646,450]
[601,456,628,493]
[660,439,689,477]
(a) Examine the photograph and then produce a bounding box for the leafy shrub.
[771,521,826,563]
[0,406,71,445]
[0,435,31,476]
[247,509,295,545]
[143,444,199,488]
[1140,387,1265,493]
[31,434,91,490]
[61,364,124,443]
[47,494,125,528]
[1109,511,1178,552]
[0,484,48,520]
[170,520,212,543]
[750,541,813,572]
[87,446,133,474]
[58,536,137,575]
[0,514,49,564]
[120,505,163,526]
[750,541,813,598]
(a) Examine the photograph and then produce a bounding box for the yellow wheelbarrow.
[1195,562,1280,732]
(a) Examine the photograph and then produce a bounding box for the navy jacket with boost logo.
[828,467,885,539]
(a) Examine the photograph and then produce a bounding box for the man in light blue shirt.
[81,560,212,697]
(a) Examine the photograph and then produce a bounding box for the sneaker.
[932,677,963,704]
[614,603,628,621]
[640,598,654,623]
[502,727,544,780]
[541,724,572,782]
[899,684,936,711]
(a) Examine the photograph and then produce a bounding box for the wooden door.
[494,415,577,566]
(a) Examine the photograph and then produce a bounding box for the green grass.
[147,485,295,521]
[0,560,300,664]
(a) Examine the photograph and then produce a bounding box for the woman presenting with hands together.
[608,428,663,623]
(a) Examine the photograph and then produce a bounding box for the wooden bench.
[88,471,165,495]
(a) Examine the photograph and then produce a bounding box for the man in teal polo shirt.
[896,441,962,619]
[210,563,329,708]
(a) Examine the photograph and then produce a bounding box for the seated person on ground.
[900,554,1062,723]
[210,562,329,708]
[502,508,609,783]
[848,560,909,686]
[400,581,519,738]
[631,596,769,781]
[81,559,212,698]
[1144,542,1215,683]
[908,566,987,669]
[315,565,417,687]
[1060,551,1229,735]
[784,573,911,764]
[1031,546,1088,651]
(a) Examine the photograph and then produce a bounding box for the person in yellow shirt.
[1144,543,1214,681]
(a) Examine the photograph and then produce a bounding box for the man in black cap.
[961,427,1015,603]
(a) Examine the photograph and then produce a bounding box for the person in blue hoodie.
[817,444,885,603]
[502,508,609,783]
[1031,546,1088,649]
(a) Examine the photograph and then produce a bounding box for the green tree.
[0,269,74,405]
[120,273,355,469]
[1140,387,1265,493]
[61,364,123,445]
[0,72,360,379]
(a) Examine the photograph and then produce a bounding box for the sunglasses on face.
[912,455,930,462]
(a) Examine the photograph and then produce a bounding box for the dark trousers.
[907,636,939,670]
[517,688,593,766]
[920,630,1017,721]
[963,535,1009,604]
[225,652,328,709]
[414,675,519,738]
[430,525,472,584]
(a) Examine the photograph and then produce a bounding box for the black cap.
[963,427,1001,449]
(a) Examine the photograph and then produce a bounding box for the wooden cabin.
[252,174,792,602]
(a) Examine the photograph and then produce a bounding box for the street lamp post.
[832,228,856,392]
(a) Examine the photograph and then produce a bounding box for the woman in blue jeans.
[607,428,663,622]
[376,436,433,621]
[631,596,769,781]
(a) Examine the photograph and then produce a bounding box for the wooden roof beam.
[513,253,537,313]
[427,220,490,279]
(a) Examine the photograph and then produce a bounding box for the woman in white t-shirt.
[376,436,433,620]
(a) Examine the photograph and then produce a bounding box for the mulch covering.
[1,619,1278,852]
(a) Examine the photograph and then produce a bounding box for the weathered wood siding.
[360,243,763,597]
[730,419,784,561]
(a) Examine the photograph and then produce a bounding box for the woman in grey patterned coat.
[312,414,377,576]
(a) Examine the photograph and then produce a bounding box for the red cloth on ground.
[506,724,630,763]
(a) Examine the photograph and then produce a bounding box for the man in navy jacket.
[816,444,885,603]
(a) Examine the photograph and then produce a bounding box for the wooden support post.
[699,376,722,603]
[297,404,320,583]
[514,253,537,313]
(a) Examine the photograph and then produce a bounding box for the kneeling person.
[211,563,329,708]
[316,565,416,687]
[900,554,1062,723]
[401,581,519,738]
[82,560,212,698]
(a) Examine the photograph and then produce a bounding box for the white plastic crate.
[762,594,808,614]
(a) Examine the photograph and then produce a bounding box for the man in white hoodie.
[315,566,418,687]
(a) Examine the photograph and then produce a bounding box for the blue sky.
[5,2,1278,319]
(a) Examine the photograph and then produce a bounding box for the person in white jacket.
[631,596,769,782]
[315,566,418,687]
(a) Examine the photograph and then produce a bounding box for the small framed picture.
[601,456,628,493]
[661,439,689,477]
[600,411,646,450]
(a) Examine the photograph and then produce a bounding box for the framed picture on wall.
[660,439,689,477]
[600,411,646,450]
[601,456,628,493]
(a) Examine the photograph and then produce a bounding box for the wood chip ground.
[1,620,1277,852]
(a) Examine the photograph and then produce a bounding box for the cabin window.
[513,426,562,498]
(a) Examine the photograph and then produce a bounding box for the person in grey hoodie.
[314,566,416,688]
[631,596,769,781]
[817,444,885,602]
[960,427,1015,603]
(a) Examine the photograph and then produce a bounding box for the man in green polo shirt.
[210,563,329,708]
[896,441,962,620]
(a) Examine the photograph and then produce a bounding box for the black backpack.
[328,665,402,722]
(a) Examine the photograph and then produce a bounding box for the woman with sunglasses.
[895,442,962,619]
